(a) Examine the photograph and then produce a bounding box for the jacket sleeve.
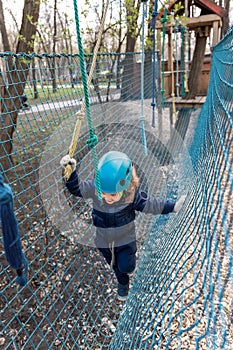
[133,188,175,215]
[65,171,95,199]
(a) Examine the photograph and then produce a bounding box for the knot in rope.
[75,111,85,121]
[151,101,156,108]
[161,16,167,24]
[86,134,98,148]
[161,7,168,24]
[16,257,28,287]
[151,9,158,28]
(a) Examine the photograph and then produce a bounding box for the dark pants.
[98,241,137,285]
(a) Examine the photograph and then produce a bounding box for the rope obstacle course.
[0,1,232,349]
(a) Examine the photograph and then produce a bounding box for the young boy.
[60,151,185,301]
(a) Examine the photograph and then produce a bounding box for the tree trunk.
[16,0,41,54]
[121,45,136,101]
[0,0,41,172]
[186,32,207,99]
[0,0,11,52]
[121,0,140,101]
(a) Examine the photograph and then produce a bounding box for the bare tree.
[0,0,11,52]
[4,8,20,50]
[0,0,41,171]
[57,11,75,87]
[57,12,74,54]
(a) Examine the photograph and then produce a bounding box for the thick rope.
[64,0,110,200]
[170,14,178,121]
[151,1,158,128]
[181,25,186,97]
[184,26,189,94]
[161,7,168,109]
[175,19,180,100]
[140,0,148,156]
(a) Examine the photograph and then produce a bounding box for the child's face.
[102,192,122,204]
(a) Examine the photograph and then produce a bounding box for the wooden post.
[157,28,162,92]
[156,27,163,139]
[170,17,177,124]
[212,21,219,46]
[167,32,172,97]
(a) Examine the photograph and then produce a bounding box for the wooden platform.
[165,96,206,109]
[164,96,206,126]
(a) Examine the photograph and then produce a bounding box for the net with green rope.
[0,25,232,350]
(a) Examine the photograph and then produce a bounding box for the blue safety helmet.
[96,151,133,193]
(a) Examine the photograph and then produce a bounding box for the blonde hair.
[123,165,140,202]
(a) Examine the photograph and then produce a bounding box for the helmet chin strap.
[119,191,124,198]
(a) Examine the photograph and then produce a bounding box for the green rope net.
[0,25,233,349]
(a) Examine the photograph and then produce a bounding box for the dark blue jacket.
[66,171,175,248]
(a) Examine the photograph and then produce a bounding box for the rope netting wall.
[0,26,232,349]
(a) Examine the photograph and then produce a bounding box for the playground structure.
[0,0,233,348]
[156,0,226,122]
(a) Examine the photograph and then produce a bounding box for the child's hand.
[173,195,186,213]
[60,155,77,172]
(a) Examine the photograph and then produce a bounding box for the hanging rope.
[64,0,110,200]
[140,0,148,156]
[151,0,158,128]
[170,13,178,121]
[0,175,28,286]
[184,25,189,94]
[175,18,180,100]
[180,25,186,98]
[161,6,168,109]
